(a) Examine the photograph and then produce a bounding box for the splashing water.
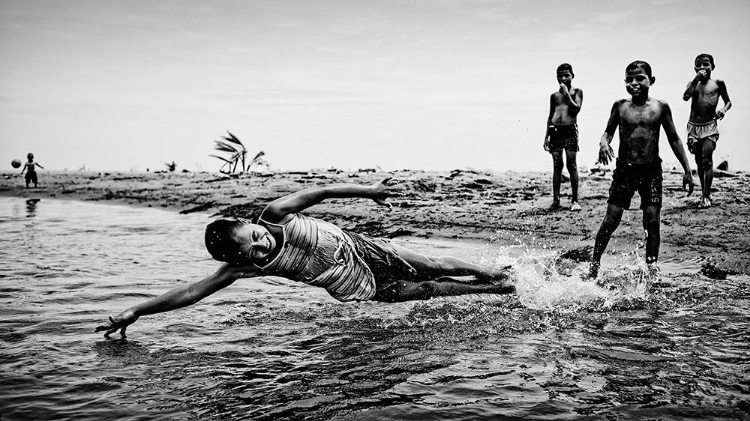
[1,197,748,420]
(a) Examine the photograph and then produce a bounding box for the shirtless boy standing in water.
[544,63,583,211]
[589,61,694,279]
[682,53,732,208]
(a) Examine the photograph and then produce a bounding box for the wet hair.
[205,218,245,262]
[625,60,652,77]
[27,153,34,159]
[556,63,574,76]
[695,53,715,69]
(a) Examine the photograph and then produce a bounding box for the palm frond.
[214,141,240,153]
[209,154,233,164]
[222,131,244,147]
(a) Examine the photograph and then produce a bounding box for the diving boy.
[21,153,44,188]
[544,63,583,211]
[682,53,732,208]
[589,61,694,279]
[97,178,515,338]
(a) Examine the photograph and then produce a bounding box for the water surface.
[1,197,748,420]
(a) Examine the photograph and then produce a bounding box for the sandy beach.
[2,168,749,276]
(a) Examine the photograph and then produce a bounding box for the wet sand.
[2,168,749,276]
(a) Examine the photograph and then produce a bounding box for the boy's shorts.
[548,124,579,152]
[25,171,38,185]
[346,231,417,302]
[607,159,663,210]
[686,120,719,154]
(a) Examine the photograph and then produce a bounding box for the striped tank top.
[259,214,376,302]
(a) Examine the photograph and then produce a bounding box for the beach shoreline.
[2,168,749,276]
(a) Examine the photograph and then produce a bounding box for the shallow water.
[1,197,748,420]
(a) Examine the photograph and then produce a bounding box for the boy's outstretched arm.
[661,102,694,195]
[261,178,400,223]
[95,264,260,338]
[715,80,732,120]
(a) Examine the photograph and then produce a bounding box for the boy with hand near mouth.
[544,63,584,212]
[683,53,732,208]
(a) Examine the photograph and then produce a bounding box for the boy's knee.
[417,281,438,298]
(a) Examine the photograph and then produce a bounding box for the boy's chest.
[621,106,661,127]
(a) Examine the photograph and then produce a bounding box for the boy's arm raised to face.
[262,178,400,223]
[661,102,695,195]
[564,87,582,114]
[597,101,621,165]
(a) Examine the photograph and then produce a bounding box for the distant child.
[544,63,584,211]
[589,61,694,279]
[21,153,44,188]
[682,53,732,208]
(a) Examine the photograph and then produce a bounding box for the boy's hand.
[543,137,550,152]
[683,172,695,196]
[370,178,400,209]
[694,70,708,82]
[559,84,569,95]
[95,310,139,338]
[714,110,725,120]
[598,142,615,166]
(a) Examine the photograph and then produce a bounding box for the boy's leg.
[642,205,661,264]
[375,277,515,302]
[589,203,624,278]
[392,244,509,282]
[700,139,716,206]
[550,151,564,209]
[565,149,580,210]
[692,140,705,198]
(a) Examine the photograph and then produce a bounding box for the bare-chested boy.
[682,53,732,208]
[544,63,583,211]
[589,61,694,279]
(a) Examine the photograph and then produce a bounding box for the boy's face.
[233,223,276,262]
[557,70,573,86]
[694,58,713,80]
[624,67,652,99]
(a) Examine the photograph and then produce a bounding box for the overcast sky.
[1,0,748,173]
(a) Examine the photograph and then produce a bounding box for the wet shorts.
[346,231,417,302]
[686,120,719,154]
[548,124,579,152]
[607,159,663,210]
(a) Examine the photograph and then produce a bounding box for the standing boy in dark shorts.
[682,53,732,208]
[544,63,583,211]
[589,61,694,279]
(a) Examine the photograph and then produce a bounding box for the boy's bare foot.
[698,196,712,208]
[570,201,581,212]
[585,262,600,280]
[547,201,562,212]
